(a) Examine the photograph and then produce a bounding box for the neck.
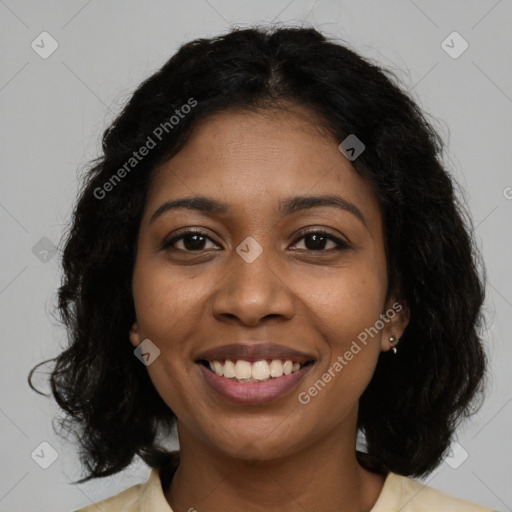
[165,419,386,512]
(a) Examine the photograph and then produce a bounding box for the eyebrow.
[150,194,368,229]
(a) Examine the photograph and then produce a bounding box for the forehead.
[146,106,382,228]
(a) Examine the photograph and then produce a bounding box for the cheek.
[302,263,386,393]
[131,257,206,340]
[131,279,197,418]
[131,258,210,407]
[305,265,386,344]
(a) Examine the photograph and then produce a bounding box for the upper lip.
[195,343,315,363]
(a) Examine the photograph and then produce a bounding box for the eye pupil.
[183,234,206,250]
[305,233,327,250]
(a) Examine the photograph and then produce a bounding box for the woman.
[29,26,495,511]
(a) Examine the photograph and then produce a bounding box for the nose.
[211,244,295,327]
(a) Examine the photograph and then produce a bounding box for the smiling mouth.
[198,358,315,383]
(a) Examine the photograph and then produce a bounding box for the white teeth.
[252,360,270,381]
[213,360,223,376]
[234,360,252,379]
[269,359,284,377]
[282,360,293,375]
[223,359,236,378]
[206,358,308,381]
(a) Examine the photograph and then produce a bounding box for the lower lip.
[197,363,314,405]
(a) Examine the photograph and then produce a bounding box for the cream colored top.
[75,466,495,512]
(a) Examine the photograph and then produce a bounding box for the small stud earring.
[389,333,398,354]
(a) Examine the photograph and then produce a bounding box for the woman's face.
[130,106,408,461]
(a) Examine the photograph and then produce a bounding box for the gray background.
[1,1,511,511]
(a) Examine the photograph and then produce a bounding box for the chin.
[204,423,307,463]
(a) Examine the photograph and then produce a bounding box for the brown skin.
[129,106,409,512]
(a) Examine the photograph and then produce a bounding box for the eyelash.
[162,228,350,253]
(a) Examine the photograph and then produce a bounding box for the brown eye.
[291,230,350,251]
[162,230,220,252]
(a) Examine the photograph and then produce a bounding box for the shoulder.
[74,480,144,511]
[371,472,496,512]
[73,451,180,511]
[73,467,172,512]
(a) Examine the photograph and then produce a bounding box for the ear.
[379,298,410,352]
[129,321,142,348]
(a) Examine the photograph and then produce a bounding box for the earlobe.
[129,322,141,347]
[388,333,399,354]
[380,299,410,352]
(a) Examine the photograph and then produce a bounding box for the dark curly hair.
[28,25,487,484]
